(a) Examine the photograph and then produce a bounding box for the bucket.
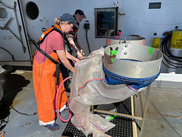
[170,30,182,49]
[152,38,161,49]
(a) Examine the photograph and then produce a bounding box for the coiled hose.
[160,31,182,68]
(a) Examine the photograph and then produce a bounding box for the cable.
[10,105,37,116]
[86,29,91,54]
[160,30,182,69]
[84,20,91,54]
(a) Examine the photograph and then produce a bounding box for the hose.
[86,29,91,54]
[56,77,72,122]
[160,31,182,68]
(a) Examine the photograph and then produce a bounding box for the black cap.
[75,9,86,19]
[61,13,79,28]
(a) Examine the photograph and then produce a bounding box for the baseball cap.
[75,9,86,19]
[61,13,79,28]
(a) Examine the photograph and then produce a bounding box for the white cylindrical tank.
[107,35,145,46]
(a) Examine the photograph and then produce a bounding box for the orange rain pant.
[33,51,67,124]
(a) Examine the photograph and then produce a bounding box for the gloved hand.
[80,49,86,56]
[77,51,84,60]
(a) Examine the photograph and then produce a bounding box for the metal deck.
[62,98,133,137]
[1,70,182,137]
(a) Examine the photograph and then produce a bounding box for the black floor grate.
[62,98,133,137]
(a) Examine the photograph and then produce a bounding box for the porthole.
[0,7,8,19]
[26,2,39,20]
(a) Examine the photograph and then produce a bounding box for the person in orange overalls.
[33,13,79,131]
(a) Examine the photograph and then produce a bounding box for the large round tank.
[107,35,145,46]
[104,44,163,78]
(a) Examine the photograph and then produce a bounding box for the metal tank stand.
[62,97,133,137]
[62,85,151,137]
[91,84,151,137]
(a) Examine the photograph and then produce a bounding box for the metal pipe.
[93,108,143,121]
[140,85,151,132]
[0,17,22,42]
[131,95,138,137]
[0,0,14,9]
[14,2,26,53]
[139,92,144,117]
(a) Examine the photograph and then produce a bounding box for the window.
[149,2,161,9]
[95,7,118,38]
[26,2,39,20]
[0,7,7,20]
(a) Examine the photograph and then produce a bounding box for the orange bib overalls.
[33,26,67,125]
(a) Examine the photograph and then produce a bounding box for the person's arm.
[69,39,84,59]
[52,32,76,72]
[65,48,80,64]
[66,32,84,59]
[56,50,75,72]
[75,39,85,56]
[75,40,82,51]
